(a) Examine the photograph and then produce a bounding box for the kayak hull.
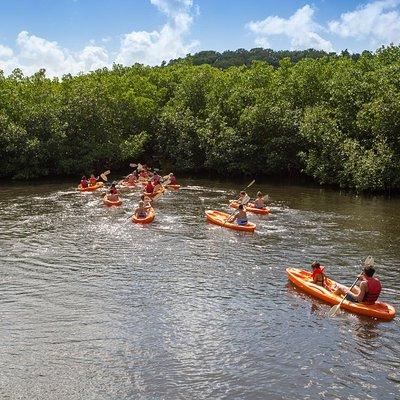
[205,210,256,232]
[132,208,155,224]
[144,189,164,198]
[230,201,270,215]
[121,181,136,188]
[166,184,180,190]
[286,268,396,321]
[77,182,104,192]
[103,196,122,207]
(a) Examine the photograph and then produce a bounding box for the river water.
[0,178,399,400]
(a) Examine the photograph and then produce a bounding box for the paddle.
[129,163,137,168]
[100,170,111,181]
[327,258,371,318]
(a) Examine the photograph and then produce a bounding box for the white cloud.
[0,31,110,76]
[116,0,198,66]
[328,0,400,44]
[0,0,198,76]
[0,44,13,59]
[247,5,334,52]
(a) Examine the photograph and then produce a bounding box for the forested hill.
[167,48,359,68]
[0,45,399,193]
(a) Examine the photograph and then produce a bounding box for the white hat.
[364,256,374,268]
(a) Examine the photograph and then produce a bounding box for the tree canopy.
[0,46,399,192]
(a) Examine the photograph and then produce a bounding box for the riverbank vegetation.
[1,46,400,192]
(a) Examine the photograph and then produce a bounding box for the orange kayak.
[103,196,122,207]
[144,189,164,198]
[166,184,180,190]
[286,268,396,321]
[121,181,136,188]
[76,182,104,192]
[132,207,155,224]
[230,201,270,215]
[205,210,256,232]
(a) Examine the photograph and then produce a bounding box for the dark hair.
[364,267,375,277]
[238,204,244,210]
[311,261,320,269]
[82,176,86,180]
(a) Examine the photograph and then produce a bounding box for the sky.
[1,0,400,76]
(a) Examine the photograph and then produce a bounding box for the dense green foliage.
[168,48,351,69]
[1,46,400,192]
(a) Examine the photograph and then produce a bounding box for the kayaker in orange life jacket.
[334,260,382,304]
[311,261,325,287]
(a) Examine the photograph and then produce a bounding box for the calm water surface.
[0,178,399,400]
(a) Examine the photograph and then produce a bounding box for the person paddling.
[311,261,325,287]
[145,180,154,194]
[253,191,265,209]
[228,204,248,225]
[106,183,119,201]
[89,174,99,187]
[140,194,152,209]
[168,173,177,185]
[134,201,148,219]
[237,191,249,205]
[80,176,88,188]
[334,258,382,304]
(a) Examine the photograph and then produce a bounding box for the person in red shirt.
[80,176,88,188]
[168,173,177,185]
[145,180,154,194]
[311,261,325,287]
[89,174,99,187]
[335,262,382,304]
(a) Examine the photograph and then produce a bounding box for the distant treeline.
[1,45,399,192]
[167,48,360,69]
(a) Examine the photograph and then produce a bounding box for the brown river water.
[0,178,399,399]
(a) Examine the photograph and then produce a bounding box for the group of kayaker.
[310,259,382,304]
[78,163,179,222]
[228,191,268,225]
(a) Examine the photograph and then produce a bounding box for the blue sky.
[1,0,400,76]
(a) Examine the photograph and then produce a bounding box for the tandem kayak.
[166,184,181,190]
[230,201,270,215]
[103,196,122,207]
[205,210,256,232]
[76,182,104,192]
[286,268,396,321]
[131,208,155,224]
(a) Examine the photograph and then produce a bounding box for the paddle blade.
[328,304,340,318]
[102,170,111,176]
[100,173,108,181]
[129,163,137,168]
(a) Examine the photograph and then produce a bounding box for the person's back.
[135,201,148,218]
[145,181,154,193]
[360,269,382,304]
[89,174,98,186]
[232,205,248,225]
